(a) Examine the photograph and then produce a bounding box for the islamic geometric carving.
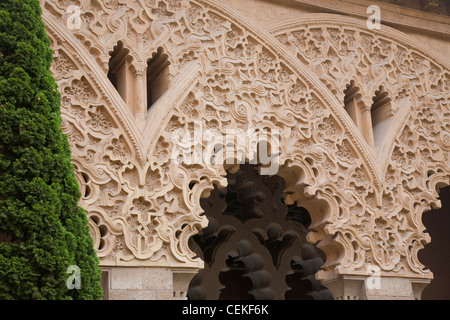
[41,0,449,288]
[270,15,450,279]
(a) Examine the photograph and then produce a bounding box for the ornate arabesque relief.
[42,0,449,285]
[268,15,450,277]
[270,16,449,151]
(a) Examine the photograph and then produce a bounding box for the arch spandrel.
[42,0,449,287]
[267,14,450,165]
[268,13,450,280]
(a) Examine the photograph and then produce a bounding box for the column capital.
[322,275,431,300]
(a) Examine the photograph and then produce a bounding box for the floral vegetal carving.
[43,0,449,288]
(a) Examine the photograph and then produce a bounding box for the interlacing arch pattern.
[41,0,449,284]
[268,14,450,277]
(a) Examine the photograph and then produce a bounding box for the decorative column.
[133,66,147,128]
[360,105,375,148]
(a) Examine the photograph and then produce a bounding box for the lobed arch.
[41,0,449,298]
[268,12,450,292]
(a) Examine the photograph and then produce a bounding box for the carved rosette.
[43,0,449,283]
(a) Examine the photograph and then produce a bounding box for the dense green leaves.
[0,0,103,299]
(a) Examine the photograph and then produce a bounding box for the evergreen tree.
[0,0,103,299]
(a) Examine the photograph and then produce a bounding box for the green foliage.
[0,0,103,299]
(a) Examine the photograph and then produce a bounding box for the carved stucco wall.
[40,0,449,298]
[220,0,450,60]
